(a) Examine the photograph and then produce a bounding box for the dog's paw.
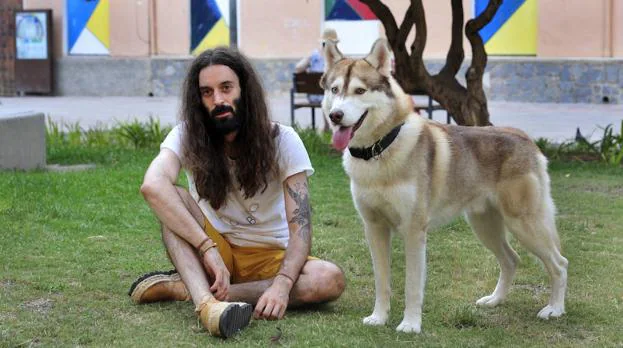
[476,294,504,307]
[363,314,387,326]
[396,319,421,334]
[537,304,565,319]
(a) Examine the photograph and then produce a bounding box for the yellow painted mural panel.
[192,18,230,56]
[485,0,536,55]
[86,0,110,49]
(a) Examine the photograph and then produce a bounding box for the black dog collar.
[348,123,405,160]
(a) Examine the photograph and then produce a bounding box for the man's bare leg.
[144,186,344,322]
[168,185,345,308]
[227,260,346,306]
[159,187,252,337]
[161,224,213,308]
[159,186,221,307]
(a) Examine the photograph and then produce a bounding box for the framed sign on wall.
[14,9,53,95]
[16,11,49,59]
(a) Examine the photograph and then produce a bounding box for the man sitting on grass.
[129,47,345,338]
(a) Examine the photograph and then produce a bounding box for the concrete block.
[0,112,46,170]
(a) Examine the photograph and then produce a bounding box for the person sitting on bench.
[294,28,340,105]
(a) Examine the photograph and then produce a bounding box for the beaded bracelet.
[277,272,296,284]
[197,238,217,257]
[196,237,210,250]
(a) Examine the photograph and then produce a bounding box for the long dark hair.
[181,47,278,210]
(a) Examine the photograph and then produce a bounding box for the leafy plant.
[294,126,337,157]
[536,121,623,166]
[574,121,623,166]
[115,116,172,149]
[83,123,112,147]
[115,119,150,149]
[535,138,574,161]
[64,121,84,146]
[45,118,63,147]
[46,116,171,151]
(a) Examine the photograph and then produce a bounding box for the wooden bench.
[290,72,324,130]
[290,72,452,127]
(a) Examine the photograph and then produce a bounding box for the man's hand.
[201,248,231,301]
[253,275,293,320]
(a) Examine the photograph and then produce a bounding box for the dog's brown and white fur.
[320,39,568,333]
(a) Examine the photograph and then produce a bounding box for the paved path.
[1,94,621,142]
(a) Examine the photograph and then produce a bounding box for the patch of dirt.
[21,298,54,314]
[568,183,623,196]
[46,164,96,172]
[514,284,548,298]
[558,154,601,162]
[0,279,15,289]
[87,235,107,241]
[0,312,17,321]
[13,338,41,347]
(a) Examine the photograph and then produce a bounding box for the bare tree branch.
[407,0,432,93]
[409,0,426,65]
[361,0,501,126]
[463,0,502,125]
[360,0,398,44]
[439,0,465,79]
[391,5,415,91]
[466,0,501,76]
[396,4,414,50]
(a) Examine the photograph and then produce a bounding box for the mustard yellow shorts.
[204,219,315,284]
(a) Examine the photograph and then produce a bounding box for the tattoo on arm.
[286,182,311,242]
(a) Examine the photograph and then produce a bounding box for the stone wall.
[54,57,152,96]
[50,56,623,104]
[486,59,623,104]
[53,56,298,97]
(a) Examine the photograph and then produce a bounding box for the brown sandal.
[128,270,190,304]
[196,297,253,338]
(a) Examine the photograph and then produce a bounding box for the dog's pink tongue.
[332,127,353,152]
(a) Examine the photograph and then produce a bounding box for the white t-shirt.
[160,123,314,249]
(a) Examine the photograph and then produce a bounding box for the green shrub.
[536,121,623,166]
[115,116,172,149]
[46,116,172,150]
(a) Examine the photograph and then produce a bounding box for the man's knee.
[301,261,346,303]
[323,262,346,301]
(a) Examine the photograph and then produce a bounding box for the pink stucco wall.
[108,0,149,57]
[153,0,190,57]
[239,0,323,59]
[538,0,619,58]
[239,0,473,59]
[23,0,623,59]
[109,0,190,57]
[612,0,623,56]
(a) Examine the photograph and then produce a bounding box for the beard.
[207,98,244,137]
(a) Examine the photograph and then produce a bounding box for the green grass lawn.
[1,133,622,347]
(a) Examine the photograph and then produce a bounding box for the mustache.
[210,104,235,118]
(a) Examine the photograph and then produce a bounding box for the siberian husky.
[320,39,568,333]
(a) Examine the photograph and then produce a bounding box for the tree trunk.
[361,0,502,126]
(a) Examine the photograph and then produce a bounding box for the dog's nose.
[329,110,344,124]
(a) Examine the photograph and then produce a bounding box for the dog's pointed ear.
[319,73,327,90]
[365,39,392,77]
[323,40,343,72]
